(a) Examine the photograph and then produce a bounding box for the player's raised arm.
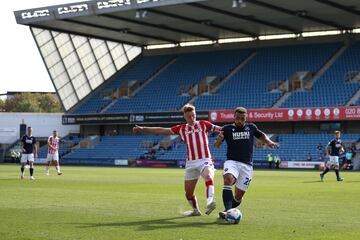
[258,132,279,148]
[48,138,56,151]
[213,125,222,133]
[325,144,330,158]
[341,143,345,154]
[20,140,25,153]
[214,131,224,148]
[133,125,173,135]
[33,140,38,159]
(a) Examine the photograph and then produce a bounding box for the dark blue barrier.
[61,158,115,166]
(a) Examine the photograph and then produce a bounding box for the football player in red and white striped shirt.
[133,104,221,216]
[46,130,62,176]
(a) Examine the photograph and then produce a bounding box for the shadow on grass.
[303,180,360,183]
[302,180,322,183]
[70,216,228,231]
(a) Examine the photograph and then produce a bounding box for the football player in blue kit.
[20,126,38,180]
[320,130,345,182]
[214,107,278,219]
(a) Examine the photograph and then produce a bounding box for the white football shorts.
[20,153,34,163]
[47,153,59,161]
[326,156,339,167]
[184,158,215,181]
[223,160,253,192]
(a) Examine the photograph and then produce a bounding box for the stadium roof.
[15,0,360,47]
[14,0,360,112]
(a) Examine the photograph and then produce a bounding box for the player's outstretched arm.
[259,133,279,148]
[48,141,56,150]
[213,125,222,133]
[324,145,330,158]
[214,131,224,148]
[33,144,38,159]
[133,125,173,135]
[341,144,345,154]
[20,141,25,153]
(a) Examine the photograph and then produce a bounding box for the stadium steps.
[100,99,118,113]
[186,51,257,106]
[272,92,292,108]
[346,86,360,106]
[131,57,177,97]
[275,43,348,109]
[99,57,177,113]
[304,42,349,90]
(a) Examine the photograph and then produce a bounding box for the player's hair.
[334,130,341,134]
[182,104,195,113]
[234,107,247,113]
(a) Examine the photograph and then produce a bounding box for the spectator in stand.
[341,148,353,170]
[307,153,312,161]
[267,153,274,169]
[274,155,281,169]
[350,143,357,158]
[317,143,323,161]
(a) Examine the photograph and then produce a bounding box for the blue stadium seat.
[282,42,360,108]
[195,42,342,110]
[74,54,174,114]
[59,133,359,164]
[106,49,252,113]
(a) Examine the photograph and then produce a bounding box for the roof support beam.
[29,23,143,47]
[150,8,257,37]
[188,2,298,33]
[63,19,177,44]
[314,0,360,17]
[247,0,348,30]
[50,31,80,103]
[68,34,94,92]
[29,27,66,112]
[102,14,218,40]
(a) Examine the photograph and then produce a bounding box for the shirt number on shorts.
[243,177,252,186]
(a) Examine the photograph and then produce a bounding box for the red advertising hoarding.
[209,106,360,123]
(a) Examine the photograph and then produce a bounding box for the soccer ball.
[225,208,242,224]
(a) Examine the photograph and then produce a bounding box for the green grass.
[0,165,359,240]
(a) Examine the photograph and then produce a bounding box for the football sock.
[56,165,61,173]
[46,166,50,173]
[232,197,242,208]
[187,195,199,210]
[30,168,34,176]
[322,167,329,175]
[222,185,233,211]
[205,179,214,206]
[335,169,340,179]
[21,167,24,174]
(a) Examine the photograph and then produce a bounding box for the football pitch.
[0,165,359,240]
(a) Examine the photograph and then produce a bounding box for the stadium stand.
[156,133,358,162]
[74,54,174,114]
[60,133,358,163]
[72,42,356,114]
[252,133,359,162]
[282,42,360,108]
[38,134,82,159]
[194,42,343,110]
[62,135,163,163]
[105,49,253,113]
[12,1,360,173]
